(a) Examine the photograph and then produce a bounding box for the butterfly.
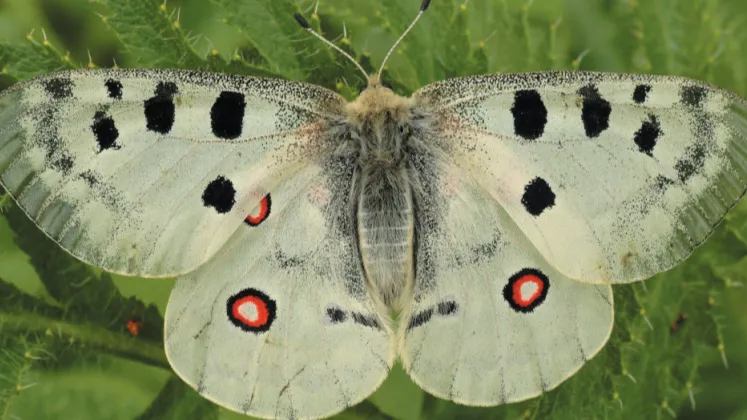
[0,0,745,418]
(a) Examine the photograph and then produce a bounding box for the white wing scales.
[415,71,747,283]
[165,161,394,419]
[0,69,346,277]
[400,159,613,404]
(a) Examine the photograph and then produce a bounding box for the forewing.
[400,157,613,404]
[164,160,394,419]
[0,69,345,276]
[413,71,747,283]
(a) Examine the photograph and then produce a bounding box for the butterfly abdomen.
[357,165,415,309]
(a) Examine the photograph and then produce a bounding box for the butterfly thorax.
[346,86,412,167]
[346,86,416,309]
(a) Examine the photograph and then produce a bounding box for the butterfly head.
[346,78,411,126]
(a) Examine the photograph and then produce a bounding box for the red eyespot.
[127,318,143,336]
[503,268,550,313]
[227,288,276,333]
[245,194,271,226]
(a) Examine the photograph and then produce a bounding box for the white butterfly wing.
[164,159,394,419]
[399,158,613,404]
[414,72,747,283]
[0,69,345,276]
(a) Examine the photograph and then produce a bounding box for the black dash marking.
[79,170,99,186]
[521,177,556,216]
[144,81,178,134]
[653,175,675,192]
[633,84,651,104]
[91,111,120,152]
[511,89,548,140]
[437,301,458,316]
[51,153,74,174]
[44,78,73,99]
[105,79,123,100]
[633,114,662,156]
[211,91,246,140]
[326,307,346,324]
[273,248,304,269]
[578,85,611,138]
[680,85,707,107]
[202,176,236,214]
[407,308,434,330]
[351,312,381,330]
[674,143,707,182]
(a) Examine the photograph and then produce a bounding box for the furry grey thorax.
[334,84,435,310]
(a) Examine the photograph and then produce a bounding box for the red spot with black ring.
[503,268,550,313]
[227,288,277,333]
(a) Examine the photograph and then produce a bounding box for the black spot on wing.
[674,85,715,182]
[144,81,178,134]
[674,143,708,182]
[105,79,123,100]
[272,248,304,269]
[578,85,611,138]
[681,85,707,107]
[326,307,346,324]
[44,78,74,99]
[211,91,246,140]
[407,308,434,330]
[511,89,548,140]
[202,176,236,214]
[91,111,120,152]
[521,177,556,216]
[51,154,74,174]
[437,301,458,316]
[653,175,675,192]
[79,170,100,187]
[633,114,662,156]
[351,312,382,330]
[33,101,74,175]
[633,84,651,104]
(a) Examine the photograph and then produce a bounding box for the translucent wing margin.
[414,71,747,283]
[0,69,345,276]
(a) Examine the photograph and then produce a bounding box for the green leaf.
[0,40,77,81]
[99,0,206,68]
[210,0,307,80]
[136,375,219,420]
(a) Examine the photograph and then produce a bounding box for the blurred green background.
[1,0,746,419]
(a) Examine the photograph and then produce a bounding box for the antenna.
[293,13,369,80]
[377,0,431,80]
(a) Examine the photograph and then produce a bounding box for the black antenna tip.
[420,0,431,11]
[294,13,310,29]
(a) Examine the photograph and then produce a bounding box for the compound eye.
[381,80,393,90]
